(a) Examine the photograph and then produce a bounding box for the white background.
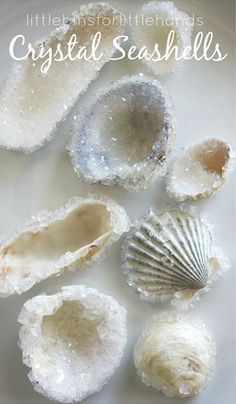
[0,1,235,403]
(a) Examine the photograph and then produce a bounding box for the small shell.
[131,1,192,75]
[166,138,235,201]
[0,195,129,297]
[0,3,124,152]
[134,313,216,398]
[122,208,229,309]
[69,75,175,191]
[18,285,127,403]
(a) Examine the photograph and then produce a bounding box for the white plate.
[0,1,235,403]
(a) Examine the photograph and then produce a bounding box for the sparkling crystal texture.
[0,3,124,152]
[166,138,235,201]
[18,285,127,403]
[0,195,130,296]
[134,313,216,398]
[122,208,229,309]
[69,75,175,191]
[131,1,192,75]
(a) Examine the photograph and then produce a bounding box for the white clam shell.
[69,75,175,191]
[0,3,124,152]
[166,138,235,201]
[134,313,216,398]
[131,1,192,75]
[18,285,127,403]
[122,208,229,309]
[0,195,130,297]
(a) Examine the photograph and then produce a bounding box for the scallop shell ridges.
[122,209,225,307]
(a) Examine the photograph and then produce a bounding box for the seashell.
[0,3,124,152]
[131,1,192,75]
[18,285,127,403]
[0,195,129,297]
[122,208,229,309]
[69,75,175,191]
[134,313,216,398]
[166,138,235,201]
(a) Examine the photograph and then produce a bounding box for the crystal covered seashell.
[0,3,124,152]
[134,313,216,398]
[131,1,192,75]
[166,138,235,201]
[18,285,127,403]
[69,75,175,191]
[122,208,229,309]
[0,195,129,297]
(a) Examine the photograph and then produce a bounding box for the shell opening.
[70,75,175,190]
[18,286,127,402]
[166,138,233,201]
[1,203,111,278]
[39,300,105,392]
[195,139,230,176]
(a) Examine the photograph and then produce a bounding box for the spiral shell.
[134,313,216,398]
[122,208,229,309]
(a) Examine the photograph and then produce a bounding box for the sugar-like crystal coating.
[131,0,192,74]
[0,3,124,152]
[122,207,229,309]
[69,75,175,191]
[0,195,130,297]
[166,138,235,201]
[18,285,127,403]
[134,313,216,398]
[131,1,192,75]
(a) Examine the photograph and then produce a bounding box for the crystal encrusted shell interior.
[134,313,216,398]
[0,2,124,152]
[131,1,192,75]
[0,195,129,297]
[166,138,235,201]
[122,208,229,309]
[69,75,175,191]
[18,285,127,403]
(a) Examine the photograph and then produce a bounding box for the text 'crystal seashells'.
[18,285,127,403]
[166,138,235,201]
[134,313,216,398]
[122,208,229,309]
[69,75,175,191]
[0,3,124,152]
[131,1,192,75]
[0,195,129,297]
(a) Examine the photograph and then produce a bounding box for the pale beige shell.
[134,313,216,398]
[0,195,129,297]
[166,138,235,201]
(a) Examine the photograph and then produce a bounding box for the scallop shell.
[0,3,124,152]
[122,208,229,309]
[134,313,216,398]
[69,75,175,191]
[0,195,129,297]
[18,285,127,403]
[166,138,235,201]
[131,1,192,75]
